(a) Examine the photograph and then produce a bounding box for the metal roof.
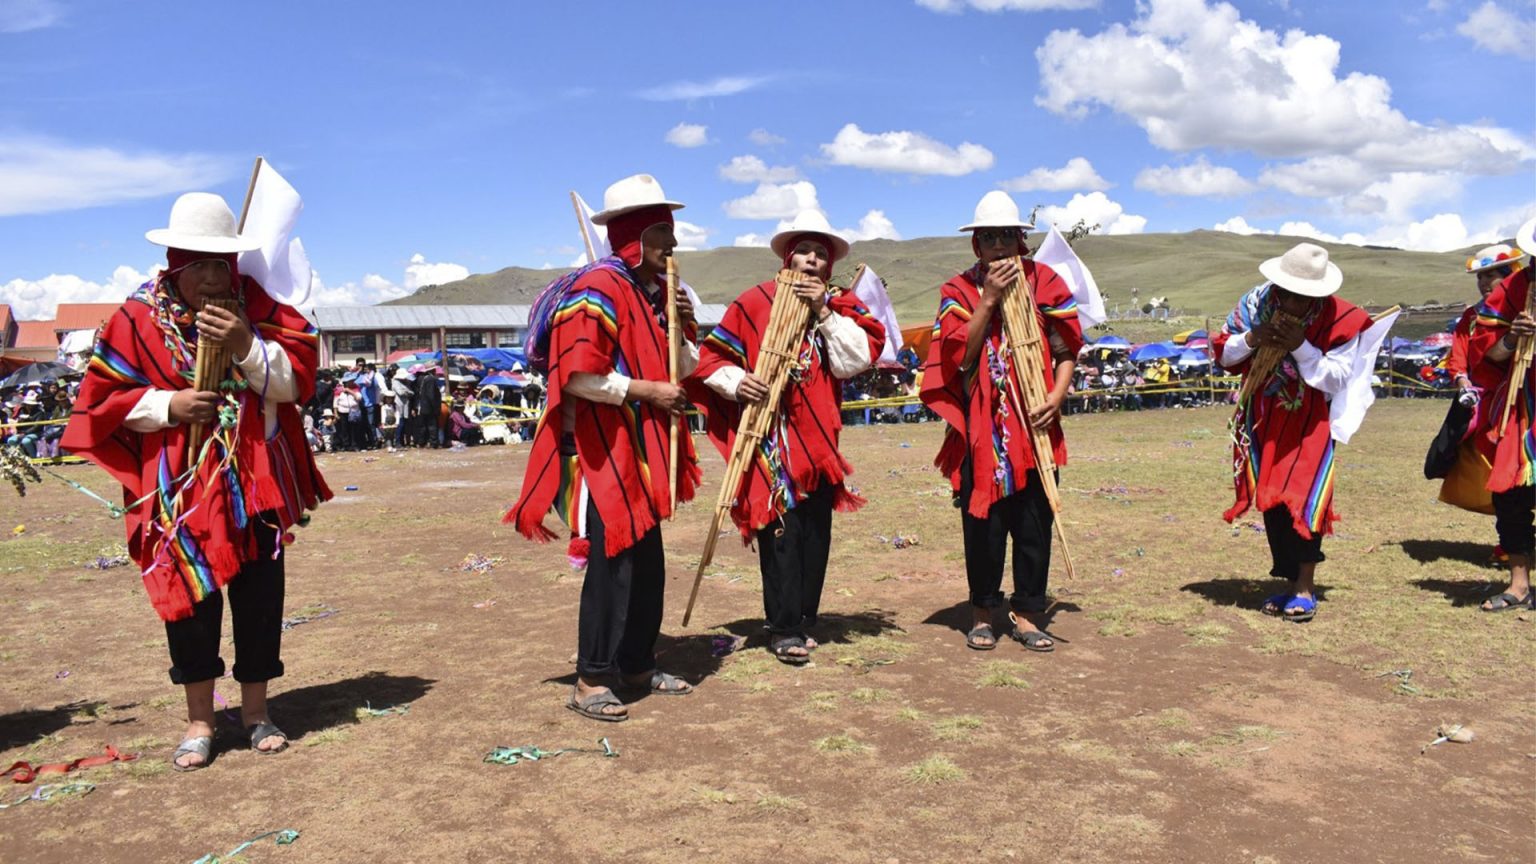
[313,303,726,329]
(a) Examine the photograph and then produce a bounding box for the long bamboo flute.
[683,269,808,625]
[999,256,1075,579]
[1497,287,1534,438]
[666,255,681,516]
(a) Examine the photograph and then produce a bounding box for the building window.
[331,333,374,356]
[387,331,434,354]
[445,331,486,349]
[493,329,523,346]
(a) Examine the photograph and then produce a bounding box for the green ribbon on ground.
[484,738,618,765]
[0,781,95,810]
[192,828,299,864]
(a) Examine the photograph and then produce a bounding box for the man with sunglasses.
[920,191,1083,653]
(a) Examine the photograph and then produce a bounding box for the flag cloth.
[850,266,903,367]
[238,160,313,307]
[572,192,612,264]
[1033,222,1105,328]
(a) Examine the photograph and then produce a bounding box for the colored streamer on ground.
[484,738,618,765]
[192,829,299,864]
[0,781,95,810]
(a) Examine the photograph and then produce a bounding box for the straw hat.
[1516,217,1536,259]
[958,191,1035,232]
[145,193,261,253]
[770,210,850,261]
[1465,244,1522,274]
[321,408,334,418]
[1259,242,1343,298]
[589,174,684,225]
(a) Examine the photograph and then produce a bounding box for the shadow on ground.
[1411,577,1508,607]
[1181,578,1331,610]
[1394,539,1498,567]
[0,700,105,750]
[264,672,437,740]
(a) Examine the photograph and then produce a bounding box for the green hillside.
[387,230,1491,326]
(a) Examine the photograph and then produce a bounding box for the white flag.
[237,160,313,307]
[571,191,611,264]
[850,265,903,367]
[1033,222,1105,328]
[1329,309,1399,445]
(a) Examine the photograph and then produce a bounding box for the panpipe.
[1497,284,1534,439]
[682,267,819,625]
[187,296,239,457]
[998,256,1075,580]
[1233,309,1303,409]
[666,255,682,515]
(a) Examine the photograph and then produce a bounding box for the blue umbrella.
[1093,334,1131,347]
[480,373,524,389]
[1177,348,1210,367]
[1130,342,1180,362]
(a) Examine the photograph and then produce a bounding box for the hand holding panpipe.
[998,256,1075,579]
[683,267,823,625]
[1234,310,1303,407]
[187,297,239,457]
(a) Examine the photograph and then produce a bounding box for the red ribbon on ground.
[2,744,136,783]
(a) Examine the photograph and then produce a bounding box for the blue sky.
[1,0,1532,319]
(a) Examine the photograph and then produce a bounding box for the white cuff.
[679,339,700,379]
[566,371,631,405]
[819,311,874,379]
[1290,339,1323,365]
[124,389,176,433]
[704,366,747,401]
[1220,332,1253,366]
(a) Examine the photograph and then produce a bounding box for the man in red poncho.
[1468,217,1535,612]
[61,193,330,770]
[505,174,701,721]
[919,191,1082,653]
[688,210,886,664]
[1214,242,1389,623]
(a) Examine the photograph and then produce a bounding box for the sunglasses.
[975,229,1021,247]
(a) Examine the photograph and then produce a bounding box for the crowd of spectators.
[1,379,77,458]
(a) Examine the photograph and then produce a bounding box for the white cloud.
[719,155,801,184]
[1036,192,1148,235]
[917,0,1098,11]
[733,233,771,248]
[748,128,786,147]
[820,123,994,176]
[1135,157,1255,197]
[403,253,469,291]
[307,272,408,308]
[1035,0,1530,178]
[673,220,711,251]
[999,157,1110,192]
[664,122,709,148]
[0,135,232,217]
[722,181,820,220]
[638,76,770,101]
[0,264,156,321]
[1456,2,1536,59]
[1212,213,1498,252]
[0,0,62,33]
[1213,216,1264,235]
[1338,172,1462,223]
[841,210,902,243]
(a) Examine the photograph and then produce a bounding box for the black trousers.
[576,498,665,679]
[164,517,285,685]
[757,485,835,636]
[1492,485,1535,556]
[1262,506,1326,581]
[962,471,1054,614]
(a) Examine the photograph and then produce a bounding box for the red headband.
[605,205,676,268]
[780,233,838,275]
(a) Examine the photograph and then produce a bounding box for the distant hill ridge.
[384,230,1489,324]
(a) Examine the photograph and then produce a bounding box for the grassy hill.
[387,230,1490,325]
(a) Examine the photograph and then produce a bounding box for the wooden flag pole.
[666,255,681,517]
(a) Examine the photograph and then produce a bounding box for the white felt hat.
[589,174,685,225]
[770,209,850,261]
[958,190,1034,232]
[145,193,261,253]
[1259,242,1343,298]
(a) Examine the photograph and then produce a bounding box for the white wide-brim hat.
[1466,243,1521,274]
[589,174,685,225]
[770,209,850,261]
[958,190,1034,233]
[1259,242,1343,298]
[145,192,261,254]
[1516,217,1536,259]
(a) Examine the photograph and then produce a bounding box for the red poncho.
[1213,286,1371,538]
[504,263,700,556]
[1469,268,1534,493]
[60,274,330,622]
[1446,305,1477,380]
[919,261,1084,519]
[687,281,886,539]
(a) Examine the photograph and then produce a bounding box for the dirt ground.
[0,398,1531,863]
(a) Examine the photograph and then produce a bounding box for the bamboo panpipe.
[682,267,817,626]
[998,256,1076,580]
[1233,309,1303,408]
[187,297,239,457]
[1497,284,1534,439]
[666,256,682,516]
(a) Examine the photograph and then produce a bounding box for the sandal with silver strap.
[171,735,213,772]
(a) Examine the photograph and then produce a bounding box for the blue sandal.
[1281,595,1316,623]
[1261,593,1294,616]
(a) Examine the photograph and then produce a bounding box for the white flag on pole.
[850,265,903,367]
[571,191,611,264]
[237,160,313,307]
[1032,222,1105,328]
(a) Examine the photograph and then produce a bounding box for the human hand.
[736,373,770,404]
[672,284,695,327]
[791,276,828,318]
[981,258,1019,306]
[1028,391,1065,431]
[169,390,223,425]
[634,380,688,415]
[197,303,254,358]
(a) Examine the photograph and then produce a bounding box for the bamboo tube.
[187,297,239,457]
[1497,287,1534,438]
[998,256,1076,579]
[683,268,809,625]
[666,255,681,516]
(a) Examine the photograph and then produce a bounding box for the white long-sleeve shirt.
[702,311,874,401]
[1219,331,1353,396]
[124,335,298,437]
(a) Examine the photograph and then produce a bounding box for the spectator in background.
[332,382,359,451]
[356,362,381,449]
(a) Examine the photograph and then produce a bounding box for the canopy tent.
[1421,331,1453,348]
[899,324,933,365]
[1091,334,1131,347]
[1129,342,1180,362]
[1172,329,1207,345]
[480,372,531,389]
[1184,337,1209,351]
[1177,348,1211,367]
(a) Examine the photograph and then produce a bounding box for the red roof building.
[52,302,121,336]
